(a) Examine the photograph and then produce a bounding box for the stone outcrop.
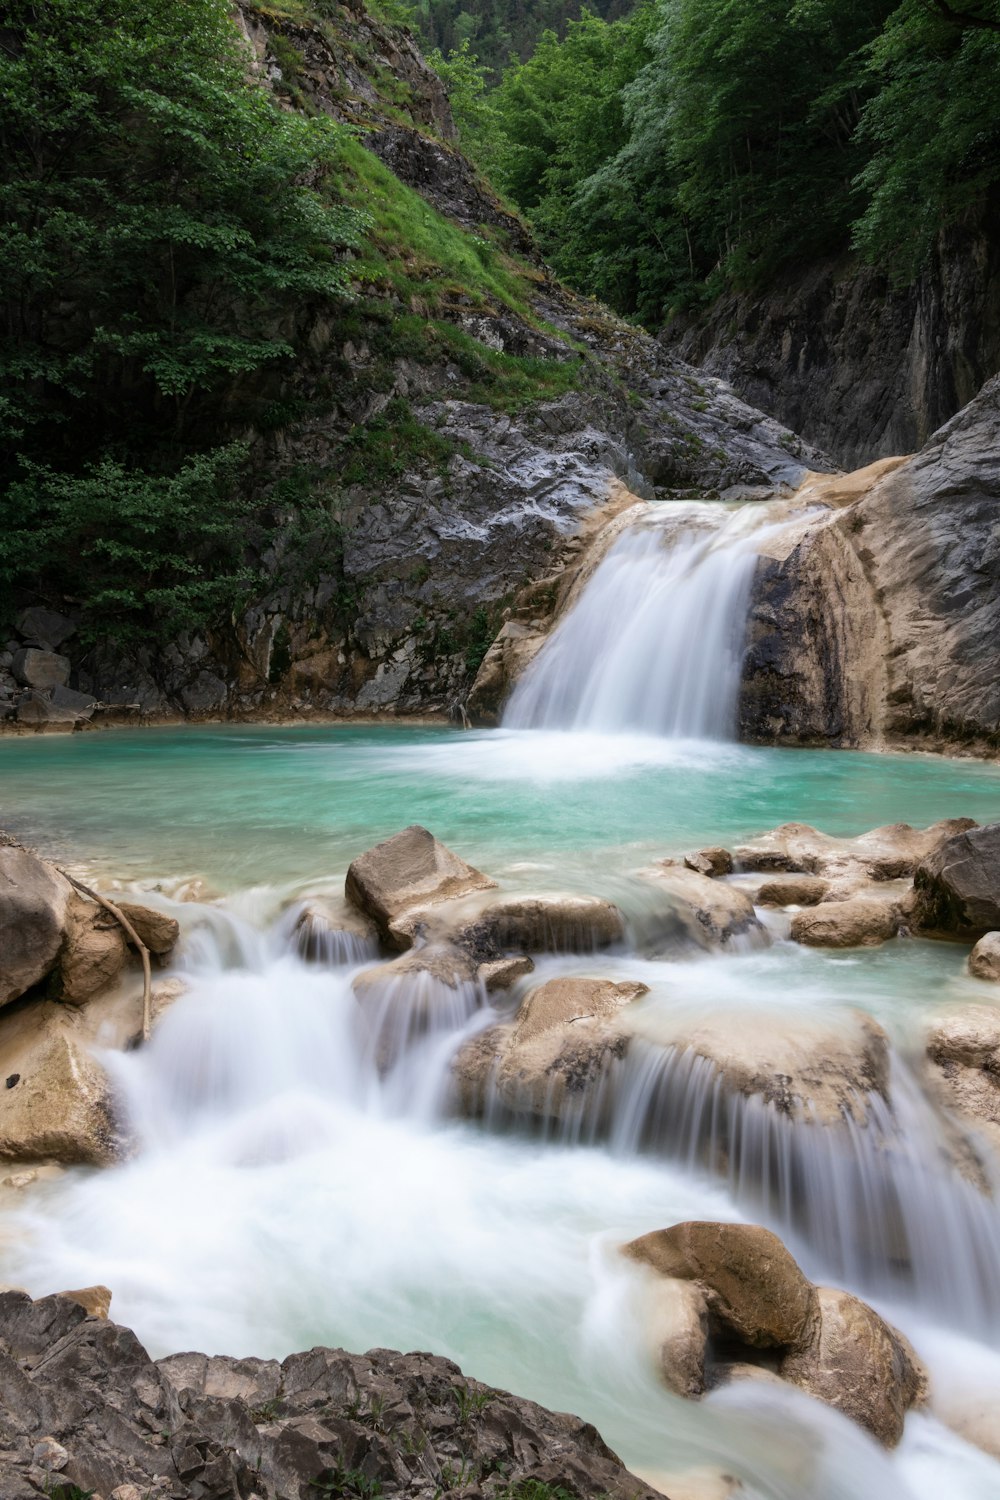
[345,825,496,950]
[452,975,647,1124]
[0,846,71,1007]
[740,376,1000,750]
[664,208,1000,471]
[912,822,1000,938]
[0,1289,664,1500]
[623,1221,924,1447]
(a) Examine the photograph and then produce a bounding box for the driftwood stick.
[61,872,152,1043]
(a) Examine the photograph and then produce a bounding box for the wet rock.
[789,894,902,948]
[754,876,829,907]
[925,1005,1000,1146]
[55,893,129,1005]
[0,1289,663,1500]
[478,955,535,992]
[352,944,480,1068]
[0,847,73,1007]
[913,822,1000,938]
[0,1001,126,1165]
[467,619,548,722]
[641,868,762,951]
[11,647,70,690]
[624,1222,814,1350]
[290,896,378,963]
[970,933,1000,981]
[642,1010,890,1126]
[446,893,626,961]
[345,825,496,951]
[779,1286,924,1447]
[734,819,974,884]
[58,1285,112,1319]
[113,901,180,957]
[644,1278,710,1399]
[683,848,734,878]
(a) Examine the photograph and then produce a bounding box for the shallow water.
[3,722,1000,1499]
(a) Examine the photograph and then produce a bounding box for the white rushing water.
[503,505,769,737]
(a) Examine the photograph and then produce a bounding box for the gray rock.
[16,607,76,651]
[51,684,97,718]
[0,846,72,1006]
[16,692,83,728]
[913,823,1000,938]
[179,671,228,715]
[11,648,70,690]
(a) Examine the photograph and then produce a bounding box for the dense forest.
[438,0,1000,324]
[413,0,631,74]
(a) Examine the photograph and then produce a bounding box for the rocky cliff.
[666,208,1000,471]
[0,0,828,732]
[739,374,1000,752]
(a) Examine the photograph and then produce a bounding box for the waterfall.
[503,506,765,738]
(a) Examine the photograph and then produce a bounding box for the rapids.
[3,511,1000,1499]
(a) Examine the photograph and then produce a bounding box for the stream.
[3,501,1000,1499]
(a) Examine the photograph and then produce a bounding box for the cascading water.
[503,505,768,737]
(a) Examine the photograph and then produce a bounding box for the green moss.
[336,396,468,484]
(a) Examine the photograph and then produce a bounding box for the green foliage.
[415,0,632,75]
[311,1468,382,1499]
[0,446,260,644]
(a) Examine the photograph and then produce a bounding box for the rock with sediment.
[0,846,71,1007]
[970,933,1000,981]
[912,822,1000,938]
[345,825,496,950]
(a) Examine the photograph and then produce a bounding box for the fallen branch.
[61,873,152,1043]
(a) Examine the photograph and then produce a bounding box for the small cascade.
[503,506,769,738]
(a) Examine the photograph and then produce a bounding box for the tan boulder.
[633,1009,889,1127]
[0,846,71,1006]
[754,876,829,907]
[450,1022,511,1115]
[779,1286,925,1447]
[969,933,1000,981]
[925,1005,1000,1147]
[113,901,180,957]
[58,1285,111,1318]
[345,825,496,950]
[645,1277,710,1398]
[353,944,480,1067]
[0,1000,126,1166]
[477,955,535,992]
[734,819,975,883]
[399,891,626,958]
[640,867,763,951]
[790,894,901,948]
[683,848,734,878]
[290,896,378,963]
[54,893,128,1004]
[624,1222,814,1349]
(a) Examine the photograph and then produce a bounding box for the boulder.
[114,901,180,957]
[478,955,535,992]
[683,848,734,878]
[640,867,763,951]
[789,894,901,948]
[734,819,975,884]
[50,684,97,719]
[779,1286,924,1447]
[624,1222,814,1349]
[54,893,129,1004]
[353,944,480,1067]
[0,1001,126,1165]
[11,647,70,691]
[970,933,1000,981]
[644,1278,710,1399]
[58,1285,112,1319]
[290,896,378,964]
[345,825,496,950]
[179,670,228,715]
[0,846,71,1007]
[925,1005,1000,1143]
[16,607,76,650]
[636,1009,890,1127]
[453,976,647,1125]
[913,822,1000,938]
[446,893,626,961]
[753,876,829,907]
[15,691,84,728]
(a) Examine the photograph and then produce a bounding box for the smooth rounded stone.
[345,824,496,950]
[32,1436,69,1471]
[970,933,1000,981]
[913,822,1000,937]
[0,846,72,1007]
[643,1276,710,1398]
[624,1222,815,1349]
[11,647,70,691]
[0,1001,126,1166]
[778,1286,925,1448]
[734,818,976,882]
[789,894,901,948]
[640,866,763,951]
[55,893,129,1005]
[754,875,829,907]
[16,606,76,650]
[58,1285,112,1319]
[683,848,734,878]
[477,955,535,992]
[448,893,626,960]
[114,901,180,957]
[925,1005,1000,1145]
[635,1008,889,1126]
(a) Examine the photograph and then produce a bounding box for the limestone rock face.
[0,1001,126,1166]
[912,823,1000,938]
[779,1286,924,1448]
[345,825,496,950]
[625,1222,814,1350]
[0,1289,663,1500]
[0,846,72,1007]
[740,376,1000,750]
[970,933,1000,981]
